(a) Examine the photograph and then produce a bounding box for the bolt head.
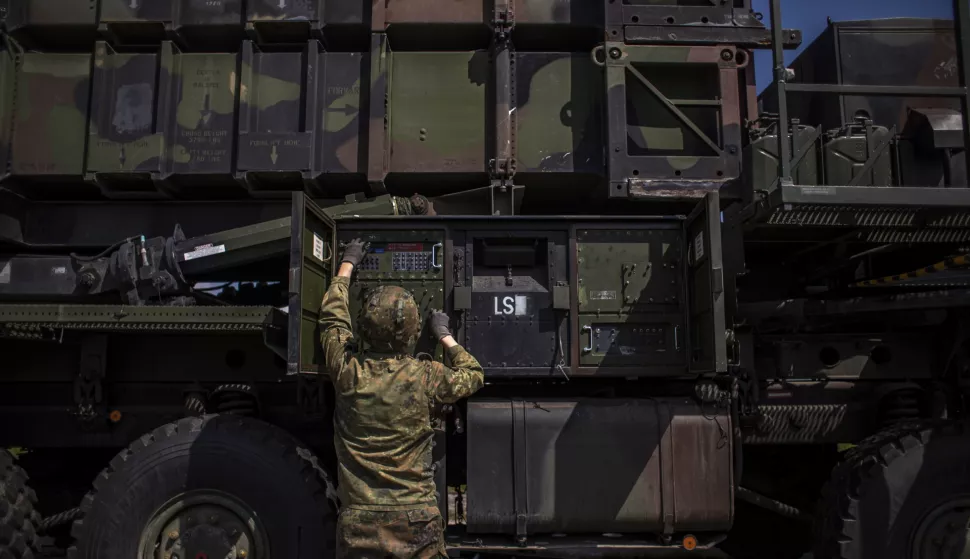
[608,47,622,59]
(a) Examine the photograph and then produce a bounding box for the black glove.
[340,238,370,267]
[429,311,452,340]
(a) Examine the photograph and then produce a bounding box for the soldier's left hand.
[340,238,371,268]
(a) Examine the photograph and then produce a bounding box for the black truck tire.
[68,415,337,559]
[814,420,970,559]
[0,450,41,559]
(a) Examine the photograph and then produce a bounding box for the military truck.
[1,1,970,558]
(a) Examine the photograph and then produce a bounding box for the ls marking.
[494,295,529,316]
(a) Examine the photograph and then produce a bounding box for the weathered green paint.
[0,46,16,180]
[168,52,238,175]
[86,42,171,178]
[387,51,487,173]
[577,229,681,314]
[515,53,603,173]
[5,0,97,29]
[515,0,602,25]
[11,53,91,178]
[99,0,172,23]
[235,40,364,184]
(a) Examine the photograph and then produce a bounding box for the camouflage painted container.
[245,0,325,43]
[377,42,489,187]
[86,42,178,198]
[604,0,765,44]
[4,0,99,49]
[604,44,744,199]
[159,49,241,194]
[0,44,15,182]
[371,0,601,49]
[513,52,604,177]
[98,0,243,49]
[236,40,364,195]
[8,52,92,192]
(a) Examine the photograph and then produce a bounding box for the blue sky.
[752,0,955,92]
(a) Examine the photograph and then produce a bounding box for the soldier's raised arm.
[318,239,369,380]
[425,311,485,403]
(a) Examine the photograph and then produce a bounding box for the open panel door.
[287,192,336,376]
[685,193,727,374]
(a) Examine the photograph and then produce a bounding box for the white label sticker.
[183,243,226,261]
[312,233,324,262]
[799,186,835,196]
[590,290,617,300]
[693,231,705,262]
[493,295,529,316]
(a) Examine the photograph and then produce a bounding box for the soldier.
[319,238,485,559]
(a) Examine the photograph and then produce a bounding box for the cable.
[69,236,141,262]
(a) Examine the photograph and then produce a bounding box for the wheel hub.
[139,491,267,559]
[912,496,970,559]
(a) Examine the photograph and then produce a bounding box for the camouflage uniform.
[319,277,484,559]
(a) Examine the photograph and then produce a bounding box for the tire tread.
[813,420,969,559]
[67,414,336,559]
[0,451,41,559]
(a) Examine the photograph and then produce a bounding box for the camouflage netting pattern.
[357,285,421,353]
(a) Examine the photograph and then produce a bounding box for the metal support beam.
[955,0,970,187]
[769,0,791,182]
[785,83,968,98]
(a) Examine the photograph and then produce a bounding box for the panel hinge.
[489,181,523,216]
[490,159,516,179]
[73,335,107,422]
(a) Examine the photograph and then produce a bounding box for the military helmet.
[358,285,421,352]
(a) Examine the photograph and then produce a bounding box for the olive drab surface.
[0,0,796,202]
[6,2,970,559]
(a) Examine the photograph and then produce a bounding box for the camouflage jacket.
[319,277,485,510]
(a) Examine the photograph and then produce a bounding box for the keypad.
[392,251,433,272]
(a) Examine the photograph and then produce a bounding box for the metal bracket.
[493,0,515,37]
[511,399,529,543]
[296,373,328,418]
[73,335,107,422]
[490,182,523,216]
[847,123,897,187]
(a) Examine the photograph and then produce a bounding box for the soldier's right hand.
[340,238,370,268]
[429,311,452,341]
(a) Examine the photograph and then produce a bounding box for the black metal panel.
[685,193,726,374]
[465,318,561,371]
[287,192,335,376]
[0,256,76,298]
[603,0,802,49]
[0,194,294,248]
[466,398,734,535]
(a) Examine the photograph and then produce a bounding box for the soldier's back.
[332,351,439,509]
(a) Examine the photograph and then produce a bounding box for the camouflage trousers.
[336,505,448,559]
